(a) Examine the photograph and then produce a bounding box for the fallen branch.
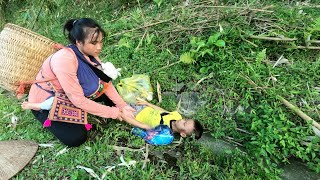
[110,17,176,37]
[195,72,214,87]
[163,25,217,34]
[248,35,297,41]
[236,128,253,135]
[240,75,320,130]
[241,37,258,47]
[111,145,145,152]
[192,5,274,13]
[278,96,320,130]
[153,60,180,72]
[225,136,243,147]
[135,30,147,51]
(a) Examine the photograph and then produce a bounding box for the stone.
[177,92,206,117]
[198,133,237,156]
[280,158,320,180]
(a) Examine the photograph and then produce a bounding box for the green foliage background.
[0,0,320,179]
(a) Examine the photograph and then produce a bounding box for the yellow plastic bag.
[116,74,153,103]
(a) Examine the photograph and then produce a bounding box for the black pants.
[32,94,115,147]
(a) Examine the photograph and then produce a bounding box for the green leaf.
[117,38,131,48]
[200,67,208,73]
[214,40,226,47]
[190,37,201,47]
[207,33,221,45]
[200,49,214,57]
[195,41,206,52]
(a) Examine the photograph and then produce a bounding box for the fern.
[256,49,267,63]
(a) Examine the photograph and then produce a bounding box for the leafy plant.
[188,33,226,61]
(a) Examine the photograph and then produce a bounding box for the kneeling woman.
[26,18,150,147]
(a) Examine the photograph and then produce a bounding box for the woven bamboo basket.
[0,23,57,92]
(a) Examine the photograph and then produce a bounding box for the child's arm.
[122,116,152,130]
[136,98,168,112]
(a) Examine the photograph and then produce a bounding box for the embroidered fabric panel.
[49,93,87,124]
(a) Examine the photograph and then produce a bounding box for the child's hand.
[136,98,149,105]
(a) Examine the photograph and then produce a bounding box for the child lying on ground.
[132,99,203,139]
[22,98,203,139]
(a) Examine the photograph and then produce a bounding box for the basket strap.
[15,78,57,99]
[52,43,65,50]
[15,43,63,99]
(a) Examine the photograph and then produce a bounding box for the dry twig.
[184,5,274,13]
[112,145,145,152]
[142,144,149,169]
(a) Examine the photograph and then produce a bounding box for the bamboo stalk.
[283,46,320,50]
[241,75,320,130]
[308,40,320,44]
[248,35,297,41]
[278,96,320,130]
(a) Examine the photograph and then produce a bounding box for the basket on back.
[0,23,57,92]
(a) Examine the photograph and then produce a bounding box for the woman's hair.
[63,18,106,44]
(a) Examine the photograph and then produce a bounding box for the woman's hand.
[122,105,136,113]
[118,105,135,121]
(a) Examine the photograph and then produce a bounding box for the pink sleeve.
[51,49,120,119]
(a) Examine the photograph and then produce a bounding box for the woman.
[27,18,150,147]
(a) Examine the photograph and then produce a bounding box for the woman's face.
[76,29,103,57]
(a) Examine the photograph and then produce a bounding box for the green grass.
[1,0,320,179]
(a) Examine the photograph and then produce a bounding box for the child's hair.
[63,18,106,44]
[194,120,203,140]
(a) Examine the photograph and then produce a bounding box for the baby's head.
[174,119,203,139]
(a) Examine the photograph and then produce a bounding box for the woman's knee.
[32,110,88,147]
[59,132,88,147]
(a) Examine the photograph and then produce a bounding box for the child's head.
[174,119,203,139]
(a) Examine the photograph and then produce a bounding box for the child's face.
[175,119,195,136]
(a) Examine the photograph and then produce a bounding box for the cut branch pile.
[108,1,280,49]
